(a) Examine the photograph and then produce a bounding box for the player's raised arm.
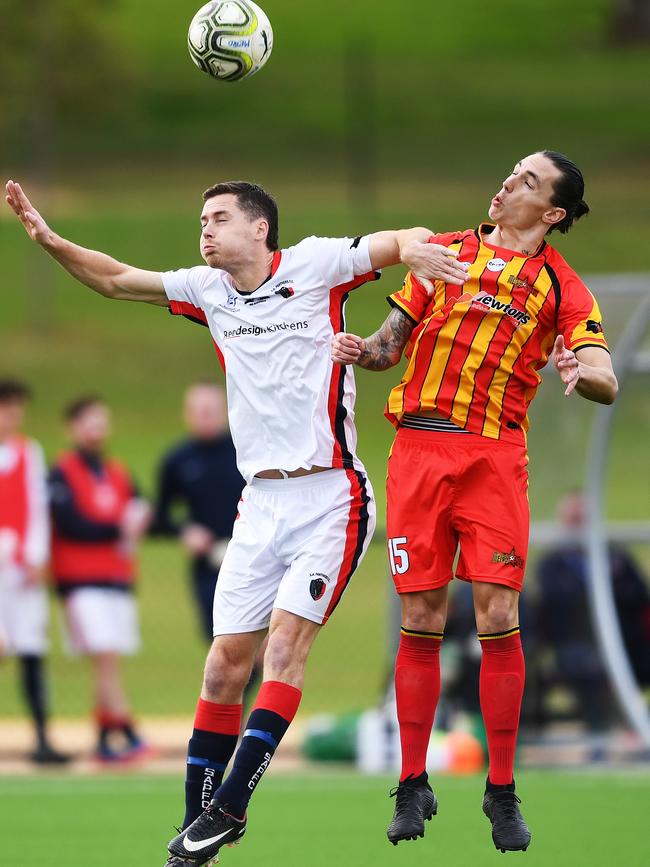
[331,307,416,371]
[553,336,618,404]
[5,181,167,306]
[368,228,469,287]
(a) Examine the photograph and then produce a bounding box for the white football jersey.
[162,236,379,483]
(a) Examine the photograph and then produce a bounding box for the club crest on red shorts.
[491,548,525,569]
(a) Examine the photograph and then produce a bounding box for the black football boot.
[387,772,437,845]
[167,802,246,865]
[482,779,531,852]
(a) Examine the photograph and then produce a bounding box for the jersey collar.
[232,250,283,296]
[255,249,283,288]
[477,223,546,259]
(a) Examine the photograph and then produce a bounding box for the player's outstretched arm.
[5,181,167,306]
[553,335,618,404]
[331,307,415,371]
[368,229,469,288]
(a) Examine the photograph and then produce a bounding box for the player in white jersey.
[5,178,468,863]
[0,379,68,764]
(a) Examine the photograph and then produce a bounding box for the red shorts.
[386,427,529,593]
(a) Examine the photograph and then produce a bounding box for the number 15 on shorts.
[388,536,410,575]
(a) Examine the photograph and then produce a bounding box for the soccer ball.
[187,1,273,82]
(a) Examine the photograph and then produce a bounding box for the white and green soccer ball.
[188,1,273,82]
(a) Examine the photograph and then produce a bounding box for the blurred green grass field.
[1,770,649,867]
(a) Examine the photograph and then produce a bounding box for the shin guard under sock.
[214,680,302,818]
[395,628,443,782]
[183,698,242,829]
[478,628,525,786]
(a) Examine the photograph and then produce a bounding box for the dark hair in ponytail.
[542,150,589,234]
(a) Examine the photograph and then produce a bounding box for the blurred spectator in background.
[535,491,650,733]
[0,379,68,764]
[151,383,244,641]
[49,396,152,763]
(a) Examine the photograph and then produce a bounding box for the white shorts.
[63,587,141,655]
[0,565,49,656]
[213,468,376,635]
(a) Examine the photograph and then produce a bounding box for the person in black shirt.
[151,383,245,641]
[535,491,650,734]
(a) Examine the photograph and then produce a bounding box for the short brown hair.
[64,395,104,422]
[202,181,279,251]
[0,378,31,403]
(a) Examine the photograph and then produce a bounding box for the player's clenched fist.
[5,181,53,245]
[332,332,365,365]
[553,334,581,396]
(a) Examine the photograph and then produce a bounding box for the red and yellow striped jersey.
[386,224,609,443]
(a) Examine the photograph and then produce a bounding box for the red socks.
[478,628,525,786]
[215,680,302,816]
[194,697,242,736]
[395,624,524,786]
[183,698,243,829]
[95,708,132,730]
[395,628,443,781]
[253,679,303,719]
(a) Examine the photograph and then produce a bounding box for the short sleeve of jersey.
[428,230,465,247]
[161,267,212,318]
[387,272,430,324]
[557,275,609,353]
[300,235,373,288]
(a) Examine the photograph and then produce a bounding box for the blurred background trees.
[0,0,133,329]
[612,0,650,41]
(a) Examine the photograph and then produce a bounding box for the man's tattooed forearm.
[357,307,415,371]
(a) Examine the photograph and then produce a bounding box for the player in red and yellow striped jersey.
[386,227,608,441]
[332,151,618,853]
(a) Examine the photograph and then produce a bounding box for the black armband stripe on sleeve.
[544,264,561,323]
[572,343,611,354]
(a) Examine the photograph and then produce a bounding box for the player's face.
[184,385,227,439]
[0,399,26,438]
[69,404,111,452]
[488,153,565,233]
[199,194,268,268]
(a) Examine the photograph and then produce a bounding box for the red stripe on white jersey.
[168,300,208,324]
[326,271,380,466]
[323,468,369,622]
[211,339,226,373]
[169,300,225,372]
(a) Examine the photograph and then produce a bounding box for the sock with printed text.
[478,627,525,787]
[183,698,242,829]
[214,680,302,818]
[395,627,443,782]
